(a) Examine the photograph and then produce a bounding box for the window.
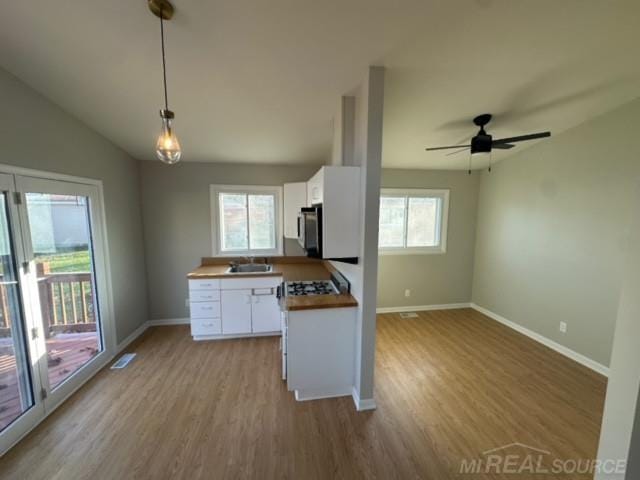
[210,185,283,256]
[378,188,449,254]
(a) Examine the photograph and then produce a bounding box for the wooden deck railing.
[0,279,10,331]
[0,263,95,337]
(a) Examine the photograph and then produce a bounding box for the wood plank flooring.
[0,308,607,479]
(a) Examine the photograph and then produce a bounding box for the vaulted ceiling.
[1,0,639,169]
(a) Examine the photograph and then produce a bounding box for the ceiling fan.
[425,114,551,172]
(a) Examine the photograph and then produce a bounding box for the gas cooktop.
[284,280,338,296]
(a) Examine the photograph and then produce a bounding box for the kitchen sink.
[226,263,273,274]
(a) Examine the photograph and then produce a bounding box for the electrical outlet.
[559,321,567,333]
[185,299,190,309]
[404,289,411,298]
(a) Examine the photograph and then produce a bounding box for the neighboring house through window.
[378,188,449,254]
[210,185,283,256]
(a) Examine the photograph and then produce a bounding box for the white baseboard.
[294,386,353,402]
[376,303,471,314]
[116,322,149,353]
[115,318,190,353]
[470,303,609,377]
[147,317,190,326]
[194,332,280,341]
[352,387,377,411]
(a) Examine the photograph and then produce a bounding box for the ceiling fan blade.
[425,145,471,151]
[445,148,470,156]
[492,131,551,145]
[492,143,515,150]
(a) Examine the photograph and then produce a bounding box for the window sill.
[214,249,283,258]
[378,248,446,256]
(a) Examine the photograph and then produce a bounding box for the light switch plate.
[559,321,567,333]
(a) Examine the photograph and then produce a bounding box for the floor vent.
[111,353,137,369]
[399,312,419,319]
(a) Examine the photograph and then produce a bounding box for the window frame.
[210,184,284,257]
[378,188,450,256]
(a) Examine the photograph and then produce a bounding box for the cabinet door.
[251,289,281,333]
[307,169,324,206]
[221,289,252,334]
[283,182,307,239]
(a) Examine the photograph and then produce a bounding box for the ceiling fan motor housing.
[471,133,492,154]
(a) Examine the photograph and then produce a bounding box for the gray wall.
[0,67,148,344]
[472,98,640,367]
[139,161,319,320]
[377,169,480,308]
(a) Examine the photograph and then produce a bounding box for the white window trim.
[210,184,284,257]
[378,188,450,256]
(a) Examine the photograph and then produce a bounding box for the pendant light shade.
[156,109,181,164]
[149,0,182,164]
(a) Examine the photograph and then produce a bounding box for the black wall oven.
[297,205,322,258]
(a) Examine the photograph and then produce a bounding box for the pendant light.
[149,0,181,164]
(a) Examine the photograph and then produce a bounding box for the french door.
[0,171,113,456]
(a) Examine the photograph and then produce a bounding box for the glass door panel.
[23,192,103,391]
[0,192,34,433]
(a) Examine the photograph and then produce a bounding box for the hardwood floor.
[0,308,607,479]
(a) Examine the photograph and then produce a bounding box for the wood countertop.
[283,292,358,311]
[187,257,358,311]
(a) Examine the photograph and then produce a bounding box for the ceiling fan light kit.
[149,0,182,164]
[426,113,551,173]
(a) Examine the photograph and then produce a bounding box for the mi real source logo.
[459,443,627,476]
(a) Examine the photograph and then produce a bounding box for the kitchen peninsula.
[187,257,358,401]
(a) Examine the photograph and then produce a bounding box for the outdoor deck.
[0,332,98,431]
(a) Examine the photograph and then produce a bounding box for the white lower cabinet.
[190,275,282,339]
[251,289,281,333]
[284,307,357,401]
[189,279,222,337]
[190,301,221,319]
[191,317,222,336]
[220,289,252,334]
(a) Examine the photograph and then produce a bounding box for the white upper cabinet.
[307,170,324,206]
[306,166,361,259]
[283,182,307,239]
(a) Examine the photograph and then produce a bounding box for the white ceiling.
[1,1,639,169]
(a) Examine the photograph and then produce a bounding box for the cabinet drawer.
[191,317,221,336]
[189,279,221,291]
[190,290,220,302]
[190,301,221,319]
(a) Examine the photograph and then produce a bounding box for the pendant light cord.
[160,7,169,111]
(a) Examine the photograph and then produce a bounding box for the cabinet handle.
[251,288,274,296]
